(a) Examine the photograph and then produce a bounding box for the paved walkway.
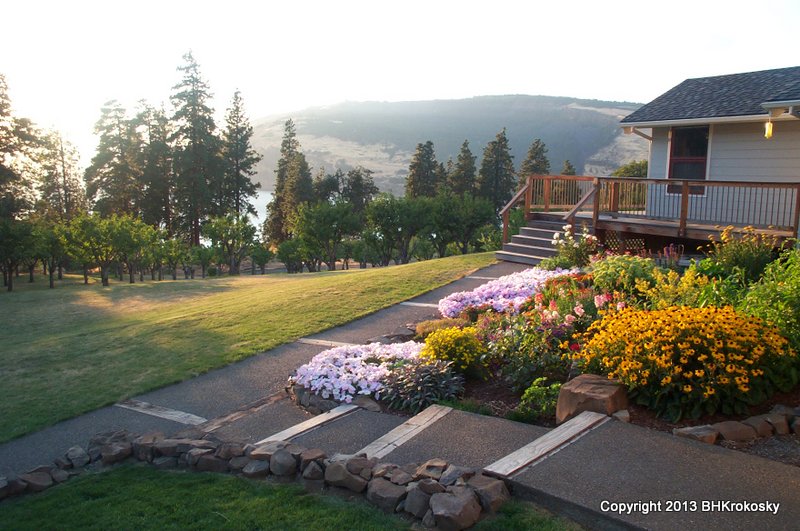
[2,260,800,530]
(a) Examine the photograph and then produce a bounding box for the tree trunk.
[171,267,177,281]
[101,265,109,286]
[158,268,163,281]
[251,262,255,275]
[28,264,35,283]
[260,265,266,275]
[7,268,13,292]
[139,268,144,282]
[129,264,135,284]
[117,264,123,281]
[43,262,47,275]
[151,268,156,281]
[58,264,63,280]
[190,268,195,279]
[49,266,55,289]
[201,265,206,279]
[83,265,89,285]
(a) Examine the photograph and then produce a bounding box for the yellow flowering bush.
[635,267,711,309]
[575,306,798,420]
[421,326,489,377]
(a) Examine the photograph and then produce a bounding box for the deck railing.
[501,175,800,243]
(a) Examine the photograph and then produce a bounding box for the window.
[668,126,708,194]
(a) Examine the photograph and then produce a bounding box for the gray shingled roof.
[621,66,800,124]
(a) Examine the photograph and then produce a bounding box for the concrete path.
[3,259,800,531]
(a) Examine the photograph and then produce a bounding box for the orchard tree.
[612,160,648,177]
[171,51,221,245]
[204,213,257,275]
[520,138,550,177]
[341,166,379,216]
[448,140,477,195]
[35,221,67,289]
[476,128,516,214]
[162,238,188,280]
[221,90,261,216]
[191,245,217,279]
[0,219,33,291]
[313,167,342,203]
[67,214,116,286]
[250,243,274,275]
[405,141,439,198]
[294,200,360,271]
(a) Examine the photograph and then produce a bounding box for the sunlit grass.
[0,254,495,442]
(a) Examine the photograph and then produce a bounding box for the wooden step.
[502,243,557,257]
[510,234,554,247]
[494,251,547,266]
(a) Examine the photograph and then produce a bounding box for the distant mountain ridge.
[251,95,649,194]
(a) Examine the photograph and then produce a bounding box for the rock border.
[672,404,800,445]
[0,429,509,530]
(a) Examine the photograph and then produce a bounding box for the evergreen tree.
[313,167,342,203]
[520,138,551,177]
[135,104,174,233]
[84,100,143,216]
[448,139,477,195]
[561,160,577,175]
[35,131,87,222]
[405,140,439,198]
[282,152,313,234]
[170,51,221,245]
[265,119,312,244]
[0,74,39,219]
[476,128,516,214]
[221,90,261,216]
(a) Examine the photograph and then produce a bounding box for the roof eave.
[620,114,775,128]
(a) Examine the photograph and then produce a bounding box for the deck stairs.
[495,216,573,265]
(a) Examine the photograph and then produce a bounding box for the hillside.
[251,95,649,194]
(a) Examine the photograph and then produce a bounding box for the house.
[498,66,800,265]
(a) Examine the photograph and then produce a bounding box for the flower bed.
[291,341,423,403]
[438,267,576,318]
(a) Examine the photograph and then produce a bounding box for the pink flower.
[573,303,585,317]
[617,301,626,311]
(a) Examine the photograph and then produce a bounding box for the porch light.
[765,119,773,139]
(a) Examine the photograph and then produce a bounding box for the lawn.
[0,465,578,531]
[0,253,494,442]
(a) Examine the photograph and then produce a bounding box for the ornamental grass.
[575,306,798,421]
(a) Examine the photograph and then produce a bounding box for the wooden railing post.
[524,175,533,220]
[609,181,620,215]
[543,177,552,212]
[679,180,689,237]
[793,183,800,238]
[502,211,510,243]
[591,178,600,228]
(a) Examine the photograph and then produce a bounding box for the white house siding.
[644,121,800,229]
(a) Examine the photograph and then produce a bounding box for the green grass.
[0,254,495,442]
[0,465,578,530]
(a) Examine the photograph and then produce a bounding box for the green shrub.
[591,254,660,296]
[507,378,561,423]
[743,249,800,351]
[550,223,600,268]
[415,318,469,340]
[421,326,490,376]
[207,266,218,277]
[382,359,464,413]
[537,255,574,271]
[698,226,780,285]
[576,306,798,421]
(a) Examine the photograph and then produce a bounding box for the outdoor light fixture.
[765,118,773,139]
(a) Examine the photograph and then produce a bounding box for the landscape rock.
[430,486,482,531]
[26,465,54,475]
[765,414,790,435]
[229,456,251,471]
[66,446,91,468]
[401,462,419,475]
[0,477,8,500]
[250,441,287,461]
[132,432,164,462]
[354,396,381,412]
[324,461,368,493]
[215,442,245,460]
[101,442,132,464]
[742,416,774,438]
[300,448,327,470]
[302,461,325,480]
[439,465,475,486]
[242,460,270,478]
[556,374,627,424]
[50,469,70,483]
[418,478,446,495]
[19,472,53,493]
[792,418,800,435]
[389,469,413,486]
[414,458,448,481]
[372,463,397,478]
[187,448,214,466]
[152,456,178,469]
[196,455,229,473]
[712,421,757,441]
[673,425,719,444]
[366,477,407,512]
[5,474,28,495]
[422,509,436,528]
[270,449,298,476]
[467,473,510,513]
[53,456,73,470]
[405,485,432,518]
[770,404,796,420]
[346,456,376,477]
[612,409,631,423]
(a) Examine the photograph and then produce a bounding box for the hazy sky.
[4,0,799,161]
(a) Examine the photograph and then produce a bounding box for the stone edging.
[0,429,509,530]
[673,404,800,444]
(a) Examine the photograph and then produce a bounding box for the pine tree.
[476,128,516,214]
[84,100,143,216]
[170,51,221,245]
[136,104,174,234]
[448,139,476,195]
[265,119,311,244]
[520,138,551,177]
[405,141,439,198]
[35,131,87,222]
[221,90,261,216]
[561,160,577,175]
[0,74,39,219]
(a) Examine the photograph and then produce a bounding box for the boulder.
[101,442,132,464]
[242,459,270,478]
[354,396,381,412]
[414,458,448,481]
[250,441,287,461]
[229,456,251,471]
[300,448,327,471]
[556,374,627,424]
[389,468,413,486]
[50,469,70,483]
[132,433,164,462]
[196,455,229,473]
[765,414,790,435]
[5,474,28,496]
[19,472,53,493]
[66,446,91,468]
[270,449,298,476]
[152,456,178,469]
[215,442,245,460]
[770,404,796,420]
[672,425,719,444]
[366,477,408,512]
[53,456,73,470]
[612,409,631,423]
[372,463,398,478]
[346,456,376,477]
[439,465,475,487]
[302,461,325,480]
[187,448,214,466]
[324,461,368,493]
[430,486,482,531]
[405,485,432,518]
[712,421,757,441]
[422,509,436,528]
[418,478,446,495]
[0,477,7,500]
[742,416,774,438]
[467,473,510,513]
[792,417,800,435]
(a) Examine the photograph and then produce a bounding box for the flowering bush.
[575,306,797,420]
[590,254,660,297]
[635,267,711,309]
[438,267,576,318]
[291,341,423,403]
[415,317,470,340]
[550,224,599,267]
[698,226,780,285]
[421,326,490,376]
[382,359,464,413]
